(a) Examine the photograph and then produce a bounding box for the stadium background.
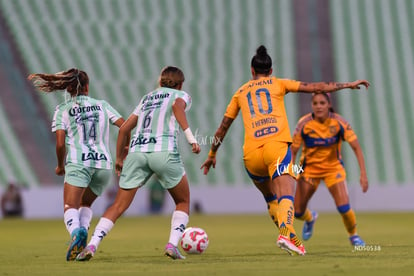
[0,0,412,217]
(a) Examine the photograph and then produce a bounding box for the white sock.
[89,217,114,249]
[79,207,93,230]
[168,210,189,246]
[64,208,80,235]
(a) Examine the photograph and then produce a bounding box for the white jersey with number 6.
[129,87,192,153]
[51,95,122,169]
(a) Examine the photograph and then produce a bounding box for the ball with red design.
[180,227,209,254]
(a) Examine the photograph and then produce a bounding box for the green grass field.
[1,212,413,275]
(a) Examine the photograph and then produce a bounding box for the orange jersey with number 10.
[224,76,300,155]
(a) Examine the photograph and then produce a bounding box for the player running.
[76,66,200,261]
[28,68,126,261]
[201,45,369,255]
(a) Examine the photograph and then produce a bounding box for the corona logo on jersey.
[68,105,102,116]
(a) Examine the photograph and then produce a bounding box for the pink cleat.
[277,235,306,256]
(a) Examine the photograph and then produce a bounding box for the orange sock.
[277,197,296,237]
[266,197,279,228]
[338,204,357,236]
[296,208,313,222]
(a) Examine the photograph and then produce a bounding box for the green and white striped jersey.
[51,95,122,169]
[129,88,192,153]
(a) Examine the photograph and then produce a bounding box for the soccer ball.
[180,227,209,254]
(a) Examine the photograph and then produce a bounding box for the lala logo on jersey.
[82,152,108,161]
[130,135,157,147]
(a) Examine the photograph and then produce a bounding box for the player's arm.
[200,116,234,175]
[291,132,302,164]
[349,139,369,193]
[115,114,137,176]
[297,80,370,93]
[291,118,305,164]
[114,118,125,128]
[114,118,129,160]
[55,129,66,176]
[291,145,300,165]
[172,98,200,154]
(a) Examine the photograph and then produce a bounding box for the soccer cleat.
[76,245,96,261]
[164,243,186,260]
[276,235,306,256]
[66,227,88,261]
[302,211,318,241]
[349,235,365,246]
[297,244,307,255]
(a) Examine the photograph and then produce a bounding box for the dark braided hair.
[251,45,272,75]
[28,68,89,97]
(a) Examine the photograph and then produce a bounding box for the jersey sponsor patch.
[81,152,108,161]
[130,135,157,147]
[254,126,278,137]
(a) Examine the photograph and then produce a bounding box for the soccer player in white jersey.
[28,68,127,261]
[76,66,200,261]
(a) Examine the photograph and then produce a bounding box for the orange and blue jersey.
[224,76,300,155]
[291,112,357,176]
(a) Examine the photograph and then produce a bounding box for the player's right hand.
[360,173,369,193]
[192,143,201,154]
[200,157,216,175]
[55,166,65,176]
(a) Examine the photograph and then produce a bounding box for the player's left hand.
[351,80,370,90]
[115,158,123,177]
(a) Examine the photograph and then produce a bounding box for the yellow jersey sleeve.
[279,79,301,94]
[334,114,357,143]
[292,114,312,150]
[291,129,303,150]
[224,91,240,119]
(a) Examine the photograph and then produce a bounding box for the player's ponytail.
[28,68,89,97]
[251,45,272,74]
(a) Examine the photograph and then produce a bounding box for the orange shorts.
[299,167,347,188]
[243,141,296,182]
